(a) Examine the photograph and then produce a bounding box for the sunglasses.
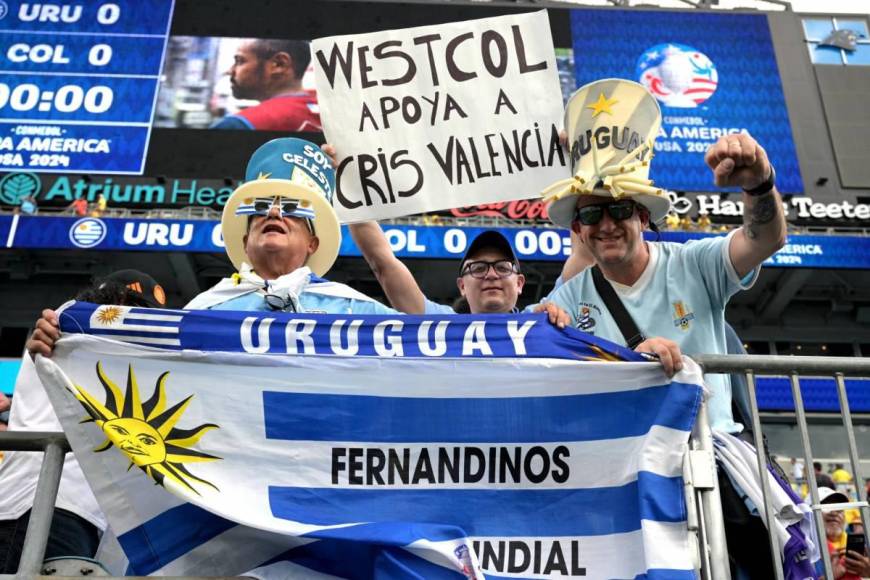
[237,197,316,234]
[264,293,297,313]
[574,200,637,226]
[461,259,519,279]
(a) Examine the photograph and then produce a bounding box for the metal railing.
[2,354,870,579]
[694,354,870,580]
[0,432,69,579]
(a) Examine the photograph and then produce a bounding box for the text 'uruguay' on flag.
[37,301,705,579]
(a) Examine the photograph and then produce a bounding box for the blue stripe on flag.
[60,301,649,362]
[117,502,237,575]
[114,317,180,328]
[270,474,685,537]
[260,539,468,580]
[264,383,700,443]
[127,306,187,315]
[637,471,686,524]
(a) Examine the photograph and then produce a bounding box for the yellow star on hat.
[587,92,618,118]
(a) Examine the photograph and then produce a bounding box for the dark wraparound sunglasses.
[574,200,637,226]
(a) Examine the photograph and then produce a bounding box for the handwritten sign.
[313,11,566,222]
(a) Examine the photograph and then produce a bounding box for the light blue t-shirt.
[423,298,455,315]
[543,231,757,433]
[422,297,523,315]
[209,282,397,315]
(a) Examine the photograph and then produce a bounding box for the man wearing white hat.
[540,79,787,433]
[184,138,396,314]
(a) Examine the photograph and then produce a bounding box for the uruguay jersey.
[423,298,455,314]
[544,231,758,433]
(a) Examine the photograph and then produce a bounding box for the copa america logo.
[69,218,107,248]
[636,43,718,108]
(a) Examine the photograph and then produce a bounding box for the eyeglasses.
[574,200,637,226]
[461,260,519,279]
[264,293,297,312]
[237,196,316,235]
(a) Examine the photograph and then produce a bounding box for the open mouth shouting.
[260,221,287,236]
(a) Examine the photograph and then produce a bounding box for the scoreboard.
[0,0,174,174]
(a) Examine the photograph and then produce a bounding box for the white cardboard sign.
[313,10,567,223]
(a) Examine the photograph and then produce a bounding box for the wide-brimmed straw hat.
[221,138,340,277]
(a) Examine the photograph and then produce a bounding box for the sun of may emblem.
[74,362,221,495]
[95,306,123,325]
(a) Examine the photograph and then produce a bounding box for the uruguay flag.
[37,301,704,579]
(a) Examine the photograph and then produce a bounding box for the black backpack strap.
[590,265,646,350]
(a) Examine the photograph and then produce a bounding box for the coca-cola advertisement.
[447,199,551,222]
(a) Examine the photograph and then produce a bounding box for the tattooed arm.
[704,134,787,278]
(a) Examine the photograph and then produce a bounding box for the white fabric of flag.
[38,301,704,579]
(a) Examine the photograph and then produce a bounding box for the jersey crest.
[672,301,695,331]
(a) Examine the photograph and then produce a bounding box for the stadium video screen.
[155,37,577,133]
[0,0,801,195]
[155,37,320,132]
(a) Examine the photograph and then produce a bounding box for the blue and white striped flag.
[38,301,704,579]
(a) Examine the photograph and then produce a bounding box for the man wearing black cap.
[453,230,525,315]
[26,269,166,357]
[7,271,164,573]
[350,222,520,314]
[349,221,567,325]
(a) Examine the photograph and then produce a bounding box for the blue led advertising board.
[1,215,866,270]
[570,9,803,193]
[0,0,174,174]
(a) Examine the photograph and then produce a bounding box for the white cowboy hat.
[221,138,340,277]
[544,78,671,229]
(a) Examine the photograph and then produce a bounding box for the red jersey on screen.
[233,92,321,132]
